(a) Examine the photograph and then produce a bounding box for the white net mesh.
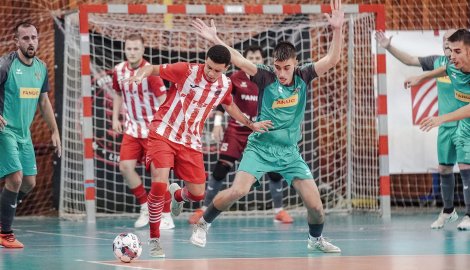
[60,11,379,219]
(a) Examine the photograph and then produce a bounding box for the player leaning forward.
[189,0,344,253]
[127,44,273,257]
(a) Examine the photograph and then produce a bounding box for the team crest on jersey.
[272,93,298,108]
[20,88,40,99]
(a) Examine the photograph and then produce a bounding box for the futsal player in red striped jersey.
[127,44,273,257]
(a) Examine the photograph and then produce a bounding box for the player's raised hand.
[419,116,442,132]
[375,31,392,49]
[324,0,344,30]
[0,115,7,131]
[249,120,273,133]
[191,18,218,43]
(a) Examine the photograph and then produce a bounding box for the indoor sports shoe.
[457,215,470,231]
[307,235,341,253]
[160,212,175,230]
[149,238,165,258]
[430,209,458,229]
[190,221,209,248]
[134,204,149,228]
[188,209,204,224]
[0,233,24,248]
[274,210,294,224]
[169,183,184,217]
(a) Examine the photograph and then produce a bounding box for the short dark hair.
[448,29,470,46]
[272,41,296,62]
[207,45,231,66]
[15,22,38,38]
[125,33,145,44]
[243,45,265,58]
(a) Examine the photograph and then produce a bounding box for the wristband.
[214,114,223,127]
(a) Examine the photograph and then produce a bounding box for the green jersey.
[446,63,470,136]
[0,51,49,141]
[248,63,317,146]
[419,55,458,127]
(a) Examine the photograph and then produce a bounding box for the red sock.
[130,184,147,205]
[163,190,171,213]
[176,187,205,202]
[148,182,167,239]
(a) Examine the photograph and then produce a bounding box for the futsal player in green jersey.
[376,29,462,229]
[407,29,470,231]
[189,0,343,252]
[0,22,61,248]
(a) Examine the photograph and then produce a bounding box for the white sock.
[274,207,283,214]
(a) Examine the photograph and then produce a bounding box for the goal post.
[61,4,388,222]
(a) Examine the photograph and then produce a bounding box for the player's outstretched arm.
[39,93,61,157]
[420,104,470,132]
[191,19,257,76]
[222,103,273,133]
[314,0,344,77]
[125,65,160,85]
[375,31,420,66]
[404,66,446,88]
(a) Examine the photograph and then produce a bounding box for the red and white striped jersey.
[113,60,166,138]
[150,62,233,151]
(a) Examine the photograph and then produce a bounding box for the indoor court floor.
[2,212,470,270]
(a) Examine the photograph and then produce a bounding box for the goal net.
[60,7,379,219]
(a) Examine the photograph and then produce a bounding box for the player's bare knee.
[119,162,134,174]
[438,165,453,174]
[5,171,23,190]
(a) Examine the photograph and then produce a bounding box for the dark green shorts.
[0,132,37,179]
[238,140,313,186]
[437,125,457,165]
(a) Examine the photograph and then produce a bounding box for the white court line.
[77,259,161,270]
[25,230,111,241]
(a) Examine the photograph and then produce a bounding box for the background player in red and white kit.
[128,44,273,258]
[188,46,293,225]
[112,33,174,230]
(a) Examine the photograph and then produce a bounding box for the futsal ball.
[112,232,142,263]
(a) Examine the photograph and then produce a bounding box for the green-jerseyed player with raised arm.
[0,22,61,248]
[376,29,462,229]
[407,29,470,231]
[189,0,344,253]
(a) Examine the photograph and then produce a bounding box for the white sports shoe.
[457,215,470,231]
[134,203,149,228]
[430,209,458,229]
[160,212,175,230]
[149,238,165,258]
[307,235,341,253]
[169,183,184,217]
[190,221,209,248]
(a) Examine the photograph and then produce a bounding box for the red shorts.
[219,127,250,160]
[120,133,148,162]
[146,132,206,184]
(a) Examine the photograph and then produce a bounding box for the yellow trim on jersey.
[20,88,40,99]
[454,90,470,103]
[437,76,451,84]
[272,94,298,108]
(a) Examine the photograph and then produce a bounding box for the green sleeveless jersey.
[446,63,470,136]
[0,52,49,141]
[419,55,458,127]
[248,63,317,146]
